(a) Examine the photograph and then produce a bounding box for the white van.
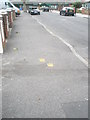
[0,0,20,15]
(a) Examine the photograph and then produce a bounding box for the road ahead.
[2,12,88,118]
[33,12,88,62]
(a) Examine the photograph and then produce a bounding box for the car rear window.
[62,7,74,11]
[68,9,74,12]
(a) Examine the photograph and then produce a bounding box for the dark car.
[29,7,40,15]
[60,7,74,16]
[43,7,49,12]
[30,9,40,15]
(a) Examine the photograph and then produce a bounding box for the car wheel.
[72,14,74,16]
[60,12,61,15]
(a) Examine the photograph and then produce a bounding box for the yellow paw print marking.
[39,58,45,63]
[47,63,54,67]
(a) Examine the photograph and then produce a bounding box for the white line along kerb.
[32,17,88,67]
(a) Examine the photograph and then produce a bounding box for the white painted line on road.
[32,17,88,67]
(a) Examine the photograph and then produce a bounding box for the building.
[9,0,90,10]
[82,0,90,9]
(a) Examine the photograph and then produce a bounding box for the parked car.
[60,7,74,16]
[29,9,40,15]
[43,7,49,12]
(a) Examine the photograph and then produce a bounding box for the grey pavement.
[2,12,88,118]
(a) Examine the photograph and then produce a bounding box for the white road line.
[32,17,88,67]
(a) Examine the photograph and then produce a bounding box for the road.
[2,12,88,118]
[33,12,88,62]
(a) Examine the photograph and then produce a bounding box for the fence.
[0,9,15,53]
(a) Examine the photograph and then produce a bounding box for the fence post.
[0,23,3,53]
[0,10,9,48]
[6,9,13,28]
[0,15,4,53]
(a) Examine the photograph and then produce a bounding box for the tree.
[72,2,82,8]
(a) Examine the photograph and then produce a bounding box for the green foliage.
[76,9,82,13]
[79,10,82,13]
[72,2,82,8]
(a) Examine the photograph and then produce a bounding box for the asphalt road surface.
[33,11,88,62]
[2,12,88,118]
